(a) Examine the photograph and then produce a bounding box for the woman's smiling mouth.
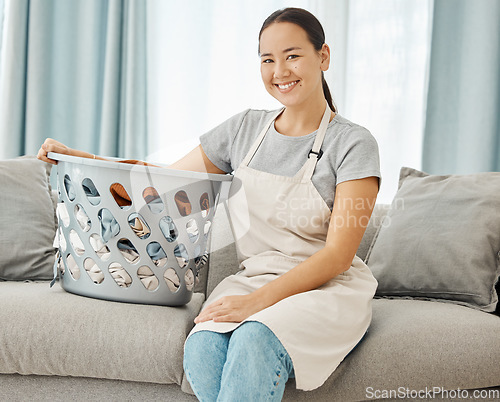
[275,80,300,92]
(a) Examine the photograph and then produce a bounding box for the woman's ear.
[320,43,331,71]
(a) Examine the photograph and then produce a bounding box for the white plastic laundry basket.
[49,152,232,306]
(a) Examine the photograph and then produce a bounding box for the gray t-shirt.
[200,109,381,210]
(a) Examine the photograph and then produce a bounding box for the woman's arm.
[38,139,227,174]
[167,145,227,174]
[37,138,103,165]
[37,138,152,166]
[194,176,379,323]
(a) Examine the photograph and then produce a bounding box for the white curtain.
[145,0,313,163]
[137,1,433,203]
[341,0,433,202]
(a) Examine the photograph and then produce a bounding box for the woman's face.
[259,22,329,108]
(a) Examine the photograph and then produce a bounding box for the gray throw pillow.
[366,167,500,312]
[0,156,57,280]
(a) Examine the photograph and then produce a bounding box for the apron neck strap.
[241,103,331,180]
[302,104,331,181]
[311,104,331,155]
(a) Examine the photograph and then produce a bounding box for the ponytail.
[322,72,336,113]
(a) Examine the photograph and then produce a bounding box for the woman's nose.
[273,61,290,79]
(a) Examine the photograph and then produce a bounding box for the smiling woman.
[181,7,381,400]
[259,10,335,112]
[259,20,332,137]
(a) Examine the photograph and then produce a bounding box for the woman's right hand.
[37,138,72,165]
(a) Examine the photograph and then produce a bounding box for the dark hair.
[258,7,336,113]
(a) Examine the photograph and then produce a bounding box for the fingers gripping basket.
[49,152,232,306]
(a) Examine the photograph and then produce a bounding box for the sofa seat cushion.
[0,281,203,385]
[282,298,500,401]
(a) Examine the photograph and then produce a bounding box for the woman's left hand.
[194,294,264,324]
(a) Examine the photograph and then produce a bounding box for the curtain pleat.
[422,0,500,174]
[0,0,29,158]
[0,0,147,160]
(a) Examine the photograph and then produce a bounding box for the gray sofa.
[1,156,499,401]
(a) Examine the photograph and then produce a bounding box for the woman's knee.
[229,322,293,372]
[184,331,208,359]
[184,330,230,367]
[218,322,294,399]
[231,322,282,349]
[184,331,231,401]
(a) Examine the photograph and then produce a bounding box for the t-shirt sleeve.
[199,109,250,173]
[335,126,381,187]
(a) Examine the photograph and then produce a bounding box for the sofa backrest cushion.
[0,156,58,280]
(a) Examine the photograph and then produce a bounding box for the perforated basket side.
[50,153,230,306]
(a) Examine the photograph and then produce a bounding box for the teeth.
[278,81,298,89]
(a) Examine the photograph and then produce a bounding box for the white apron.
[187,105,378,391]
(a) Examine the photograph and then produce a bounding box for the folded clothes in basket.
[129,216,151,239]
[64,175,101,204]
[174,191,192,216]
[109,182,132,207]
[107,159,162,211]
[64,166,162,210]
[109,181,165,214]
[98,208,120,242]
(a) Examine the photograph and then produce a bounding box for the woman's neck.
[275,96,333,137]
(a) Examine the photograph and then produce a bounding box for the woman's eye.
[262,59,273,64]
[287,54,299,60]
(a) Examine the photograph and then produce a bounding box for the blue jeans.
[183,321,295,401]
